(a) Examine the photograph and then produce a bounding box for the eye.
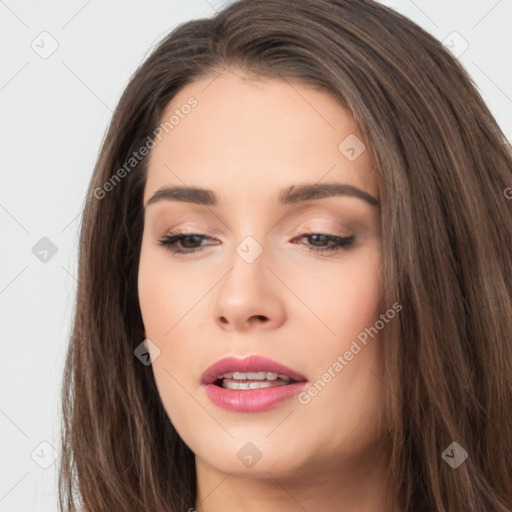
[293,232,355,254]
[157,231,217,254]
[157,230,356,255]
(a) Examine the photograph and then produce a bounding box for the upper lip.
[201,355,308,385]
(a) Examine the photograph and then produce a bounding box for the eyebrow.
[144,182,379,209]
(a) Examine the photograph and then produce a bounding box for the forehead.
[144,70,377,206]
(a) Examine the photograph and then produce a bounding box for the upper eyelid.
[157,218,356,235]
[161,226,352,237]
[150,205,365,229]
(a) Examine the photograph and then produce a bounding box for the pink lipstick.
[201,354,308,412]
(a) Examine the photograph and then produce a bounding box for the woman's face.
[138,70,387,480]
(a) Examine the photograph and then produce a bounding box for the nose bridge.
[213,233,285,330]
[222,234,269,303]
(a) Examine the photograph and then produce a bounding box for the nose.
[213,248,286,332]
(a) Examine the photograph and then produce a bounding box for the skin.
[138,69,400,511]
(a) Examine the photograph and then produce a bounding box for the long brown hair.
[58,0,512,510]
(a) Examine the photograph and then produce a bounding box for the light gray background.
[1,1,511,510]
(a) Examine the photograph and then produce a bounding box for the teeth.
[223,379,289,390]
[214,371,296,388]
[246,371,266,380]
[217,371,292,381]
[249,381,270,389]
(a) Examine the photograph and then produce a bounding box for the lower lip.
[204,381,308,412]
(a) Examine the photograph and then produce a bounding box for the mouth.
[201,354,308,412]
[202,354,308,387]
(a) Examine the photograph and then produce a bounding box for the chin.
[192,432,312,477]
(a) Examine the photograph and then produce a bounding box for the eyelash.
[157,229,355,255]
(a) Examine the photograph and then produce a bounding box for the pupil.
[183,235,201,248]
[310,234,327,245]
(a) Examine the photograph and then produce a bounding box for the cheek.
[292,249,386,450]
[138,260,170,337]
[285,245,382,341]
[337,250,382,331]
[137,242,203,337]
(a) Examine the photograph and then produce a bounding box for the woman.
[59,0,512,511]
